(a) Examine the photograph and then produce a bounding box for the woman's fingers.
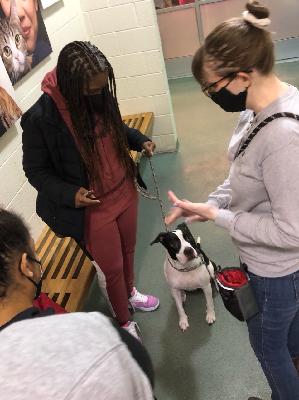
[174,200,199,213]
[166,191,197,225]
[165,207,183,225]
[168,191,196,212]
[168,190,180,204]
[167,190,218,223]
[185,215,208,223]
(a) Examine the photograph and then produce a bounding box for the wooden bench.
[123,111,154,163]
[35,112,154,313]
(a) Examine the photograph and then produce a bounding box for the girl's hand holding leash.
[142,141,156,157]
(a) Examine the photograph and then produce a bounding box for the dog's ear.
[150,233,167,245]
[196,240,210,266]
[177,222,193,238]
[177,222,188,232]
[196,236,201,248]
[178,222,197,248]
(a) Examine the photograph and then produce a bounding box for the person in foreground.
[166,1,299,399]
[22,41,159,339]
[0,208,155,399]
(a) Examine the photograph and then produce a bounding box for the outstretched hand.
[165,191,194,225]
[165,190,218,225]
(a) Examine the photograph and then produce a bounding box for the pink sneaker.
[129,287,160,312]
[122,321,141,341]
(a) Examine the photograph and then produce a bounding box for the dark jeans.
[247,270,299,400]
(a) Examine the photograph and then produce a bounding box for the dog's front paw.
[206,311,216,325]
[179,317,189,331]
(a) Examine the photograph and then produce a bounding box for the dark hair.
[0,209,32,298]
[56,41,135,187]
[192,1,274,86]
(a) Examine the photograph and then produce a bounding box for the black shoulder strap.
[112,322,155,389]
[234,112,299,160]
[0,307,54,332]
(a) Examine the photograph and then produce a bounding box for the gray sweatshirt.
[208,85,299,277]
[0,312,154,400]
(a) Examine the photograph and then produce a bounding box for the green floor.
[84,61,299,400]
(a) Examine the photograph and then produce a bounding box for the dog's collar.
[167,256,206,273]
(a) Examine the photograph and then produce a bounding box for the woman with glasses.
[0,209,45,329]
[0,208,155,399]
[166,1,299,399]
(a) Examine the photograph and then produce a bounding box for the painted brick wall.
[0,0,89,240]
[81,0,177,152]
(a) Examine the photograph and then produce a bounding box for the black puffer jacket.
[22,94,149,241]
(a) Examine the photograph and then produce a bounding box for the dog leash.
[148,157,169,232]
[136,154,169,232]
[140,156,205,273]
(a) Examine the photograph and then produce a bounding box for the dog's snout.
[184,247,196,259]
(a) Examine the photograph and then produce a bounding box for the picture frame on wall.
[0,0,52,85]
[0,58,22,137]
[40,0,61,9]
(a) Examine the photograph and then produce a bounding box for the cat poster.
[41,0,61,9]
[0,0,52,85]
[0,58,22,136]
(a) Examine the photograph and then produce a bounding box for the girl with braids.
[166,1,299,399]
[22,41,159,339]
[0,208,155,399]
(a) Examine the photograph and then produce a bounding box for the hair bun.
[243,1,271,29]
[246,1,270,19]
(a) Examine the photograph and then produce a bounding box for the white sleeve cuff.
[215,209,235,230]
[206,199,219,208]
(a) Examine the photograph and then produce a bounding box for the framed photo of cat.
[0,0,52,85]
[0,58,22,137]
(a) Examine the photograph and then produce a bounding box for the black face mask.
[24,256,43,300]
[26,275,43,300]
[210,87,248,112]
[86,92,105,112]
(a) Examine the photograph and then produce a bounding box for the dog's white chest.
[164,259,210,290]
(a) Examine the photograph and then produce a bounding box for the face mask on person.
[210,87,248,112]
[24,255,43,300]
[86,92,105,112]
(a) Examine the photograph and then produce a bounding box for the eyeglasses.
[27,255,42,267]
[202,69,253,98]
[202,71,237,97]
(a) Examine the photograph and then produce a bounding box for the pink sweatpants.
[85,180,138,325]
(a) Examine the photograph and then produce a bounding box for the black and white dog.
[151,223,216,331]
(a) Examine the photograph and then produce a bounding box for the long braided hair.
[56,41,135,187]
